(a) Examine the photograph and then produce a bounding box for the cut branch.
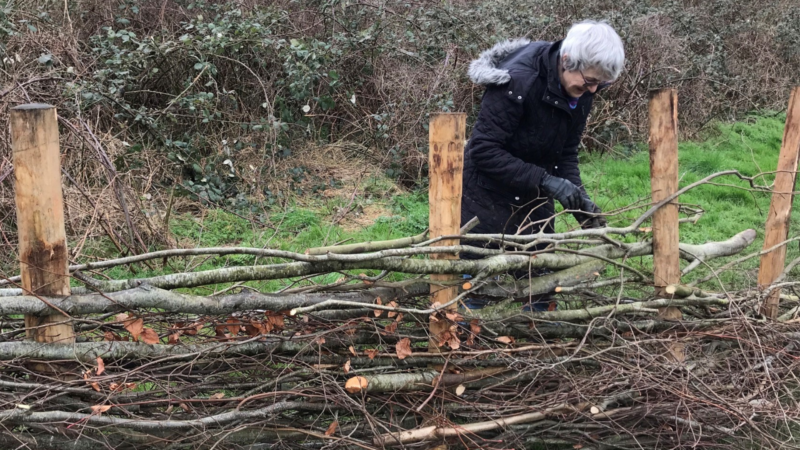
[376,403,581,446]
[469,297,731,322]
[73,230,756,292]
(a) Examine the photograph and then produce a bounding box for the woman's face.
[559,55,611,98]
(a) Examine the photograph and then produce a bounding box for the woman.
[460,20,624,310]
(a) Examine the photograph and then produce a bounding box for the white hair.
[560,20,625,81]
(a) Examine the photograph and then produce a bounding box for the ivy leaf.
[37,54,53,66]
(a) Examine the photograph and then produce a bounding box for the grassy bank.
[92,114,798,295]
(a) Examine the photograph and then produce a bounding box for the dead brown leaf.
[383,321,398,334]
[140,328,160,345]
[245,321,263,337]
[396,338,412,360]
[445,311,463,322]
[209,393,225,400]
[465,333,475,347]
[215,323,227,337]
[496,336,515,344]
[437,330,460,350]
[124,318,144,341]
[265,312,285,330]
[109,382,138,392]
[387,300,398,318]
[470,319,481,335]
[343,359,351,374]
[89,382,101,392]
[447,333,461,350]
[226,317,240,335]
[348,346,356,356]
[90,405,112,415]
[183,322,202,336]
[325,420,339,436]
[168,333,181,345]
[373,297,383,317]
[96,357,105,376]
[364,349,379,360]
[103,331,120,341]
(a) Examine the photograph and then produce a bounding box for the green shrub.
[4,0,799,204]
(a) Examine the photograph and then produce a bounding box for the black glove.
[540,173,583,211]
[574,195,607,229]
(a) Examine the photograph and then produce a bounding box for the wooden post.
[648,90,683,323]
[428,113,465,352]
[758,88,800,319]
[11,103,75,344]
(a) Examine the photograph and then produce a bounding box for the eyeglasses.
[579,70,613,89]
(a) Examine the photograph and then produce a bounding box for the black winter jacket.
[461,39,593,236]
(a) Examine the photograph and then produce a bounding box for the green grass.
[578,113,799,290]
[85,114,799,295]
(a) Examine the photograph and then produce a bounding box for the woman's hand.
[574,195,607,229]
[540,173,583,211]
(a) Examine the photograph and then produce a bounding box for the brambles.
[1,0,798,197]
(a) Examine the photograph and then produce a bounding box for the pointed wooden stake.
[649,89,683,319]
[10,103,75,345]
[428,113,465,352]
[649,90,684,362]
[758,88,800,319]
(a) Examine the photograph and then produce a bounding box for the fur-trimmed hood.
[467,39,531,85]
